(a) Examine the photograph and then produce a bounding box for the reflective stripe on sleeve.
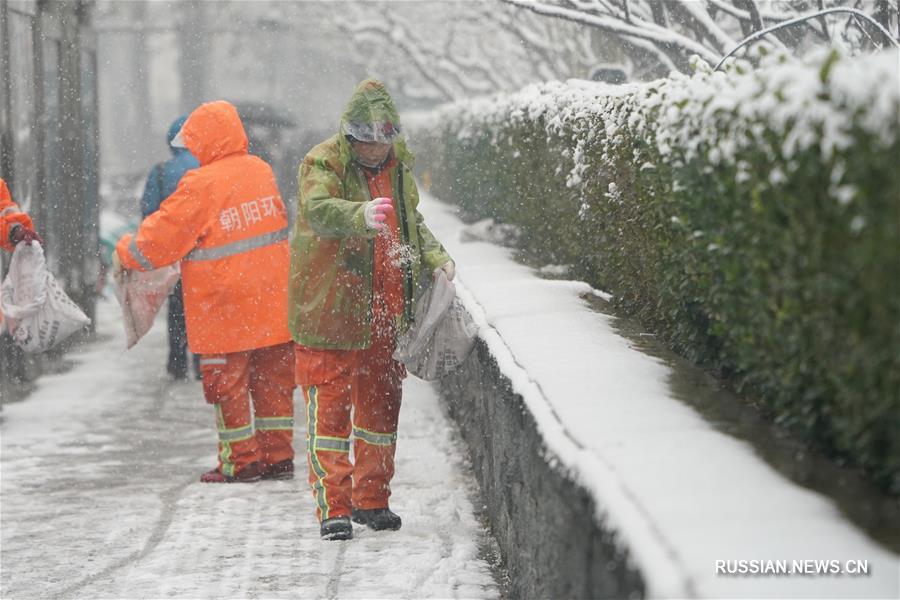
[128,237,154,271]
[352,426,397,446]
[256,417,294,431]
[184,227,288,262]
[0,206,23,217]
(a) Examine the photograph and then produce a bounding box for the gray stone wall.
[439,340,645,599]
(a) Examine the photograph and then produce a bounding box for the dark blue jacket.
[140,116,200,218]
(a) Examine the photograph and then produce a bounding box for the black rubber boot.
[351,508,402,531]
[261,460,294,481]
[199,461,263,483]
[320,517,353,541]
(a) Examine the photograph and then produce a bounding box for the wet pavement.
[1,299,502,600]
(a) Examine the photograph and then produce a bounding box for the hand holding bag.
[1,243,91,352]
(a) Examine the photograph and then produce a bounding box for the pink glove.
[364,197,394,231]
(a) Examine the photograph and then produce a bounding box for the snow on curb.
[453,278,689,595]
[420,192,899,599]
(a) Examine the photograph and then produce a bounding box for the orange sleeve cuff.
[0,212,34,252]
[0,222,13,252]
[116,233,147,271]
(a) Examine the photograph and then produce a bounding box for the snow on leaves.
[411,48,899,208]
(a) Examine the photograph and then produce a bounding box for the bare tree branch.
[664,1,738,52]
[340,22,458,101]
[500,0,722,64]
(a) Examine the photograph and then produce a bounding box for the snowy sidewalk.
[0,299,501,599]
[419,192,900,599]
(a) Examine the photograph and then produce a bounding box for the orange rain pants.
[200,342,295,478]
[296,155,408,522]
[295,302,405,522]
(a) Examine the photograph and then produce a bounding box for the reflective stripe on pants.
[201,342,295,477]
[304,385,352,522]
[296,305,403,521]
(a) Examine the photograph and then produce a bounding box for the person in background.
[114,101,295,483]
[141,115,201,380]
[289,79,454,540]
[1,177,43,331]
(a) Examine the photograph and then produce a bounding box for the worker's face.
[351,139,392,167]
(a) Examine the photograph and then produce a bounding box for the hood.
[180,101,248,166]
[166,115,190,154]
[338,79,413,168]
[340,79,401,136]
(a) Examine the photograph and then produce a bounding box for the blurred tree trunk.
[874,0,890,29]
[132,1,152,147]
[733,0,763,36]
[57,2,86,300]
[178,0,207,113]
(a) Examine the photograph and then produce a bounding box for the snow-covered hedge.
[411,49,900,493]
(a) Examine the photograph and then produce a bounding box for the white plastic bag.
[112,264,180,349]
[0,243,91,352]
[393,271,478,380]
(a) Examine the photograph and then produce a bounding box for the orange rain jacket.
[116,101,291,355]
[0,177,34,253]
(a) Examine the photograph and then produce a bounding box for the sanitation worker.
[114,100,295,483]
[290,79,454,540]
[139,115,200,380]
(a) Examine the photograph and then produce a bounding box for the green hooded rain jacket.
[288,79,451,350]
